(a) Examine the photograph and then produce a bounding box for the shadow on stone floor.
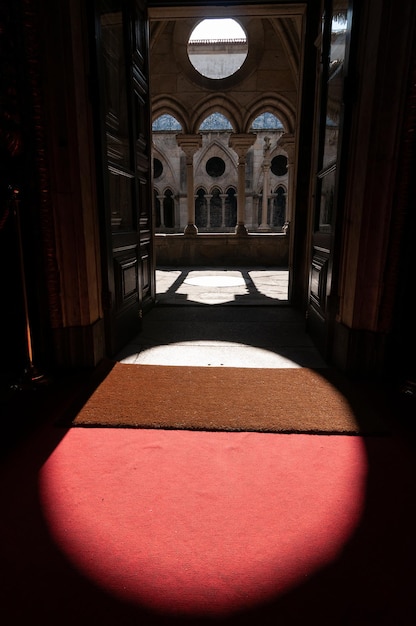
[155,266,289,306]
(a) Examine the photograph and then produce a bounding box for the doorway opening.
[149,5,304,306]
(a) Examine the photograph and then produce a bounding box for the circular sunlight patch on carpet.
[39,429,367,617]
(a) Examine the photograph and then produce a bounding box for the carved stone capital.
[176,133,203,160]
[229,133,256,160]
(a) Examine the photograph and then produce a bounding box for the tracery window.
[195,186,237,231]
[210,188,222,229]
[154,188,175,229]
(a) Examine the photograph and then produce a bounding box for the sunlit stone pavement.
[155,267,289,306]
[116,267,327,369]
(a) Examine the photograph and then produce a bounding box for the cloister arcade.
[148,11,301,265]
[152,110,290,235]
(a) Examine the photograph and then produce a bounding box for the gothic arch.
[152,148,180,191]
[191,96,242,134]
[151,96,189,133]
[269,17,302,85]
[195,138,237,172]
[149,20,169,52]
[274,183,288,193]
[244,94,296,134]
[154,186,176,229]
[272,184,287,228]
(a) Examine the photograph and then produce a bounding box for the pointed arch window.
[154,188,175,230]
[152,114,182,132]
[199,112,233,131]
[195,188,208,228]
[163,189,175,228]
[272,186,286,229]
[250,112,284,130]
[225,188,237,228]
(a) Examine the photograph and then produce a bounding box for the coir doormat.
[63,363,391,435]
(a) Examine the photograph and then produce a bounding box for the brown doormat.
[65,363,391,434]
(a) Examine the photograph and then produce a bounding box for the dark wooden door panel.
[307,0,352,355]
[93,0,154,355]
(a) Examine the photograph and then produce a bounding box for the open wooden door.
[91,0,155,355]
[307,0,353,355]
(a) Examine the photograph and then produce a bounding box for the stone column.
[229,133,256,235]
[220,194,227,228]
[155,194,163,228]
[206,194,212,229]
[277,133,295,233]
[176,134,202,235]
[258,136,272,231]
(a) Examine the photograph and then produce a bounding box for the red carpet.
[1,420,415,624]
[39,429,366,615]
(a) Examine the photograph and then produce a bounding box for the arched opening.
[163,189,175,229]
[225,187,237,228]
[195,188,208,229]
[199,112,233,132]
[152,113,182,132]
[273,186,286,230]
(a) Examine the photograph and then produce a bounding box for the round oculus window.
[206,157,226,178]
[187,18,248,80]
[153,158,163,179]
[271,155,288,177]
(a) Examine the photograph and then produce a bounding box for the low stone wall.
[155,233,289,267]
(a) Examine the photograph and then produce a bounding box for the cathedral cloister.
[152,111,289,235]
[148,6,311,265]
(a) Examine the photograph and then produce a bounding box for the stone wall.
[155,233,289,267]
